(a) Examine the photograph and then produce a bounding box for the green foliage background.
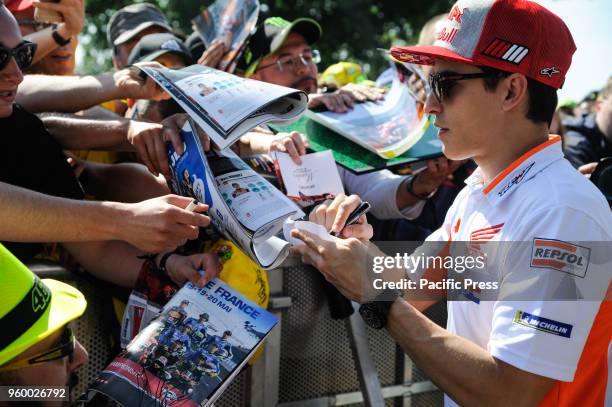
[79,0,452,76]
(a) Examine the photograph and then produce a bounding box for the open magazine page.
[86,279,278,407]
[305,77,429,159]
[139,64,307,150]
[209,147,300,239]
[192,0,259,72]
[167,120,303,268]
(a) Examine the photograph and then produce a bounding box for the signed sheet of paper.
[274,150,344,200]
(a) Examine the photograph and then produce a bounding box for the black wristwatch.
[52,28,71,46]
[359,289,402,330]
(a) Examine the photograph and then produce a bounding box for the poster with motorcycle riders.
[86,278,278,407]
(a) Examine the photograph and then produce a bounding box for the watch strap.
[52,29,71,46]
[158,252,176,276]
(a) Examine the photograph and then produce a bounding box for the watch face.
[358,303,385,330]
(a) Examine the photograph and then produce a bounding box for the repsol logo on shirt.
[530,238,590,278]
[513,310,573,338]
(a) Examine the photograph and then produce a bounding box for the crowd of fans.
[0,0,609,405]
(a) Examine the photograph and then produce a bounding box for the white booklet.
[167,120,304,269]
[305,74,429,159]
[139,64,308,150]
[272,150,344,202]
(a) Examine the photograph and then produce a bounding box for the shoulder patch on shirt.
[530,238,590,278]
[513,310,573,338]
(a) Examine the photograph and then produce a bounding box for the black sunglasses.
[0,41,38,71]
[0,327,75,372]
[428,71,509,103]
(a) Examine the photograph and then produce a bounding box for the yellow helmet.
[0,244,87,366]
[320,62,367,87]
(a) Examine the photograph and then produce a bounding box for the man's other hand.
[290,228,374,302]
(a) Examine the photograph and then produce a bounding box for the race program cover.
[86,279,278,407]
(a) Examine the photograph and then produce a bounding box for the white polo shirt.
[422,136,612,406]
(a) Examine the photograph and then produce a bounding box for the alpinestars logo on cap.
[482,38,529,65]
[540,67,560,77]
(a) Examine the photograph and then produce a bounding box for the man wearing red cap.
[291,0,612,405]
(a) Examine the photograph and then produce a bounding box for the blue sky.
[537,0,612,101]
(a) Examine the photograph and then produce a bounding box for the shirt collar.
[465,135,564,205]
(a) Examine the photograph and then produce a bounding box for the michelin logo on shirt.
[513,310,573,338]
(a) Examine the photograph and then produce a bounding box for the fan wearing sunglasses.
[7,0,85,77]
[5,0,84,73]
[0,18,35,117]
[0,6,223,291]
[0,244,88,405]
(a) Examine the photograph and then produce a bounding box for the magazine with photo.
[269,114,443,174]
[167,119,304,269]
[305,70,429,159]
[139,64,307,150]
[192,0,260,73]
[86,279,278,407]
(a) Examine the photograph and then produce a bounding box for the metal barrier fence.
[31,260,446,406]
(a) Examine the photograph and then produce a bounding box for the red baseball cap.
[390,0,576,89]
[5,0,34,12]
